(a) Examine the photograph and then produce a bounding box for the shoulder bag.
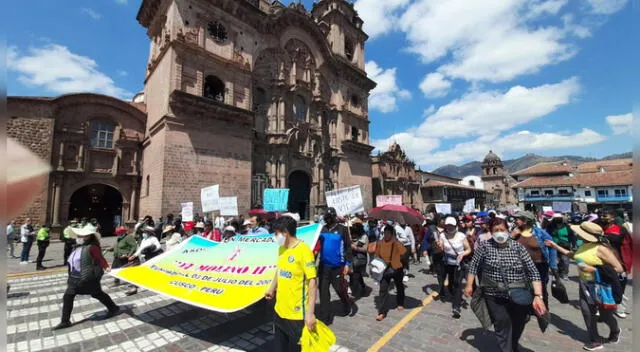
[498,245,533,306]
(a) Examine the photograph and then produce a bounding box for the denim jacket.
[532,226,558,270]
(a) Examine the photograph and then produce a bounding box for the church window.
[90,120,115,149]
[492,167,497,175]
[350,94,359,107]
[351,126,359,142]
[294,95,307,121]
[253,87,266,111]
[145,175,150,196]
[207,21,228,43]
[469,180,475,187]
[203,75,225,102]
[345,37,355,61]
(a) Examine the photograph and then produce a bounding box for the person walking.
[125,225,163,296]
[19,218,35,264]
[317,207,354,323]
[394,222,415,283]
[53,224,120,330]
[464,218,547,352]
[7,221,17,258]
[62,219,79,265]
[545,222,624,350]
[435,216,472,318]
[35,224,51,270]
[548,214,575,280]
[374,225,407,321]
[349,218,370,299]
[107,227,138,287]
[264,215,317,352]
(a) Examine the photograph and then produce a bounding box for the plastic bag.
[369,257,387,282]
[300,320,336,352]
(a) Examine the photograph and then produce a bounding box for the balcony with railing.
[522,193,576,202]
[596,194,631,203]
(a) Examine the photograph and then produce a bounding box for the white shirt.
[134,235,161,258]
[394,224,416,251]
[165,232,183,252]
[439,232,466,265]
[20,224,34,242]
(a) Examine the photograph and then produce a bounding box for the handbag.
[442,233,469,272]
[587,269,617,310]
[497,247,533,306]
[551,273,569,304]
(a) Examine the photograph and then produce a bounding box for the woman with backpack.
[53,224,119,330]
[545,221,624,351]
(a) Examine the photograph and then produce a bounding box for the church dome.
[483,150,501,163]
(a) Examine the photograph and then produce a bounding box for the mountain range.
[431,152,633,178]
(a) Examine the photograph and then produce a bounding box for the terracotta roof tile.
[513,170,632,188]
[512,175,579,188]
[422,179,485,191]
[576,159,632,173]
[511,161,574,176]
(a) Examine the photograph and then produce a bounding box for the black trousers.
[36,240,49,268]
[485,295,530,352]
[437,264,463,310]
[535,262,550,310]
[318,265,351,322]
[579,284,618,343]
[377,269,405,315]
[273,314,304,352]
[349,265,367,298]
[61,282,117,323]
[63,240,74,264]
[557,252,571,276]
[401,245,411,273]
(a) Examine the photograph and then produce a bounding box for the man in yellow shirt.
[265,216,317,351]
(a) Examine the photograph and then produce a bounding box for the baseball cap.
[444,217,457,226]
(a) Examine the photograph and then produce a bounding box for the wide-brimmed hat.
[163,225,175,234]
[140,225,155,233]
[72,224,101,240]
[570,222,603,243]
[515,211,536,221]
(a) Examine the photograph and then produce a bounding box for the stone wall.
[7,116,55,225]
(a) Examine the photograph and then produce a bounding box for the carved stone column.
[51,178,62,226]
[129,180,138,222]
[57,141,65,170]
[77,144,84,170]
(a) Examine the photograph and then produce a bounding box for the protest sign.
[435,203,452,215]
[111,223,321,313]
[463,199,475,213]
[376,195,402,207]
[201,185,220,212]
[219,197,239,216]
[181,202,194,222]
[552,202,572,213]
[263,189,289,212]
[325,185,364,216]
[542,206,553,213]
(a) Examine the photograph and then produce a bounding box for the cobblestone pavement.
[7,246,633,352]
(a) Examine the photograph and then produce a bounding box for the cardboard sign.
[376,195,402,207]
[263,189,289,212]
[435,203,452,215]
[552,202,572,213]
[219,197,239,216]
[111,224,321,313]
[201,185,220,212]
[325,185,364,216]
[463,199,475,213]
[181,202,194,222]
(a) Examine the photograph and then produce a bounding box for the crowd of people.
[8,206,633,351]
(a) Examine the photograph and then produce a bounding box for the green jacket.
[114,234,138,258]
[36,228,49,241]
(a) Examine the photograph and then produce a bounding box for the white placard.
[325,185,364,216]
[181,202,194,222]
[463,198,475,213]
[542,206,553,213]
[219,197,239,216]
[435,203,452,215]
[376,195,403,207]
[201,185,220,212]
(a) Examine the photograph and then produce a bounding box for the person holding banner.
[264,216,317,352]
[126,225,163,296]
[317,207,355,323]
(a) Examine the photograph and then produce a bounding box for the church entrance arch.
[288,170,311,220]
[68,184,123,236]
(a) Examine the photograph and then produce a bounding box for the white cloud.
[606,113,632,135]
[354,0,410,39]
[365,61,411,113]
[81,8,102,20]
[371,132,440,163]
[415,77,580,138]
[8,44,131,99]
[419,72,452,98]
[397,0,583,83]
[585,0,628,14]
[117,70,128,77]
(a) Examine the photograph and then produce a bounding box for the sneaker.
[36,266,47,271]
[452,308,461,319]
[583,342,603,351]
[402,275,409,283]
[615,307,627,319]
[52,321,72,330]
[607,330,621,344]
[19,261,28,265]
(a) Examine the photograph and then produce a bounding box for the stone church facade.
[480,151,518,208]
[7,0,376,232]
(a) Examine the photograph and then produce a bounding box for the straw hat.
[163,225,175,234]
[71,224,101,240]
[570,222,603,243]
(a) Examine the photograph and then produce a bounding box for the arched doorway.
[288,171,311,220]
[68,184,123,236]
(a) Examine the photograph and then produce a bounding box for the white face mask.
[275,233,286,247]
[142,233,149,239]
[75,237,84,245]
[492,231,509,244]
[446,228,457,235]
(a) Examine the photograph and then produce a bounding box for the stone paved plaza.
[6,240,634,351]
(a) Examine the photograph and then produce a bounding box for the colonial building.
[480,151,518,207]
[8,0,377,233]
[371,143,422,209]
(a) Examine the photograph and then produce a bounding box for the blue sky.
[5,0,636,170]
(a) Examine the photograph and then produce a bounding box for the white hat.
[141,225,155,233]
[444,216,457,226]
[224,225,236,232]
[72,225,101,240]
[552,213,564,219]
[488,210,497,215]
[242,220,252,227]
[281,213,301,222]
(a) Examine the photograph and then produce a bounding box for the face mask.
[275,233,286,247]
[446,228,457,235]
[75,237,84,245]
[142,233,149,239]
[492,231,509,244]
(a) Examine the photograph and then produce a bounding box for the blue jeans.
[21,237,34,262]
